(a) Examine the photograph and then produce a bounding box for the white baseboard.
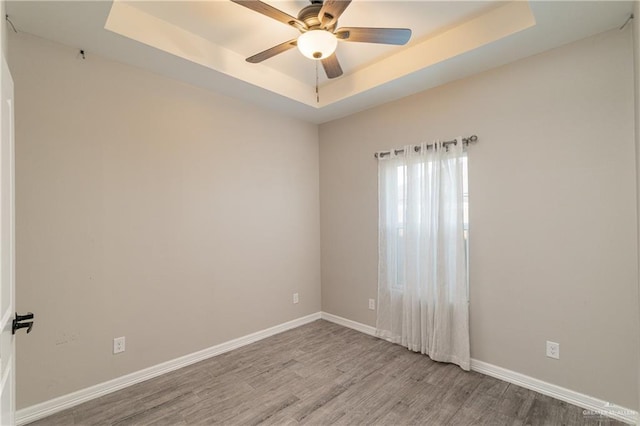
[17,311,638,426]
[471,359,637,424]
[321,312,638,425]
[16,312,322,426]
[320,312,376,336]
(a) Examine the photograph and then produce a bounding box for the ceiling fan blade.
[335,27,411,45]
[231,0,307,31]
[321,54,343,79]
[318,0,352,28]
[246,39,298,63]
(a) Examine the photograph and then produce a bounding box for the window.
[389,155,468,291]
[376,141,471,369]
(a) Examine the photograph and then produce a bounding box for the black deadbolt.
[12,312,34,335]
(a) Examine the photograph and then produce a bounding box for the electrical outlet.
[368,299,376,310]
[113,336,125,354]
[293,293,299,304]
[546,341,559,359]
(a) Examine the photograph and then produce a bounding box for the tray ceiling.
[6,1,635,123]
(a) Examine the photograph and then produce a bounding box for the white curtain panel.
[376,140,470,371]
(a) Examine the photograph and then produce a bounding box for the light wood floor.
[30,320,624,425]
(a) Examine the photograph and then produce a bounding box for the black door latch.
[12,312,34,335]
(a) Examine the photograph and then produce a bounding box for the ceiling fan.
[230,0,412,79]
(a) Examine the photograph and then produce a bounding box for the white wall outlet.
[113,336,125,354]
[293,293,299,304]
[368,298,376,310]
[546,341,559,359]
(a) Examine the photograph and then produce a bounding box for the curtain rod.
[374,135,478,159]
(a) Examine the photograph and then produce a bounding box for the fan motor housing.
[297,4,336,31]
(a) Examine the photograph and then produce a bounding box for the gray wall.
[633,0,640,418]
[9,18,640,414]
[10,32,321,408]
[319,28,639,409]
[1,0,6,58]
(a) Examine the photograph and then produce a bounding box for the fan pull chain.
[315,61,319,104]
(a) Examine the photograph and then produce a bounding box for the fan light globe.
[297,30,337,60]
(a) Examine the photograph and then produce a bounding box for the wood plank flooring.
[29,320,625,425]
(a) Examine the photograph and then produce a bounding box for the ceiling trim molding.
[105,0,316,105]
[105,1,535,109]
[320,1,536,106]
[7,0,632,123]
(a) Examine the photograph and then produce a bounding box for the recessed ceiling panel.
[104,0,536,106]
[6,1,634,122]
[126,1,498,86]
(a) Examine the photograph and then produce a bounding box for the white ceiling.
[126,1,498,86]
[5,1,635,123]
